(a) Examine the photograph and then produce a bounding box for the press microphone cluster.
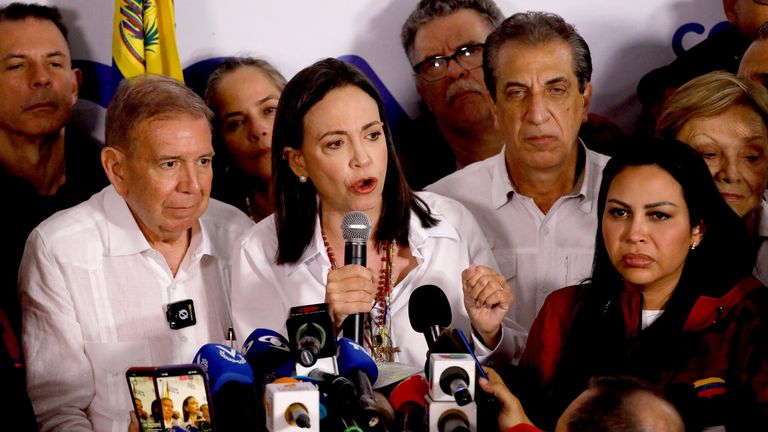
[176,325,396,431]
[408,285,483,432]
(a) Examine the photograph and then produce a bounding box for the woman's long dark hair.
[272,58,437,264]
[182,396,195,422]
[548,138,754,425]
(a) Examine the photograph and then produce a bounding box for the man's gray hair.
[483,11,592,100]
[401,0,503,64]
[106,74,213,152]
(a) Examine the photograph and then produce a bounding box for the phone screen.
[126,367,163,432]
[155,365,214,431]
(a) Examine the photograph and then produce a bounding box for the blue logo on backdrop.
[671,20,731,56]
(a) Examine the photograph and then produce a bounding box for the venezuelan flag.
[111,0,183,84]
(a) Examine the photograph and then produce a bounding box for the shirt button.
[542,227,550,236]
[180,335,188,342]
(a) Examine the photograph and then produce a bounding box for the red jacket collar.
[617,276,765,335]
[683,276,765,332]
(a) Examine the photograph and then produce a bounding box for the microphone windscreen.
[193,344,254,394]
[409,284,452,332]
[242,328,294,378]
[336,337,379,384]
[341,211,372,243]
[388,375,429,410]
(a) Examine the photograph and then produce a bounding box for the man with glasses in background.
[427,12,609,360]
[399,0,505,189]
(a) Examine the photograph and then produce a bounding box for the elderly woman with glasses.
[658,71,768,284]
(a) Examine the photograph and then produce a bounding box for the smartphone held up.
[127,364,214,432]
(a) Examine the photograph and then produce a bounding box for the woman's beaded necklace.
[321,227,399,362]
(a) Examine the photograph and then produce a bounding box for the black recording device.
[286,303,336,368]
[165,299,196,330]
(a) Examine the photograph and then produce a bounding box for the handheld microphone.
[389,375,429,432]
[337,337,384,430]
[428,354,475,406]
[341,211,372,345]
[193,343,258,431]
[409,285,452,349]
[450,328,499,430]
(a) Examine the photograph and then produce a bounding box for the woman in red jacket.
[516,138,767,431]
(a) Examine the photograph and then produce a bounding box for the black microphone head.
[440,366,472,406]
[295,413,311,428]
[297,334,321,367]
[409,284,452,333]
[341,211,372,244]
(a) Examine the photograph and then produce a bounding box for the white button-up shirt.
[21,186,253,432]
[427,146,609,335]
[231,192,526,368]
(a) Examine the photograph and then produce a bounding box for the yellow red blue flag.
[112,0,183,82]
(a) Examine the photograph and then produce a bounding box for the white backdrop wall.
[5,0,728,136]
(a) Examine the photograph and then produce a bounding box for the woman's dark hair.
[590,138,753,295]
[545,138,754,428]
[272,58,437,264]
[182,396,195,422]
[151,399,162,423]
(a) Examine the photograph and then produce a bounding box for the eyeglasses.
[412,44,485,82]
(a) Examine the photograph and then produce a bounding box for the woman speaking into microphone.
[230,58,523,366]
